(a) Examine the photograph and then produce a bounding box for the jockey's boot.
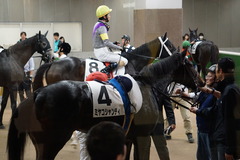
[100,62,118,75]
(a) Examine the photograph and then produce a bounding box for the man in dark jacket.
[212,57,240,160]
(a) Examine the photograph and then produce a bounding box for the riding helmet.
[96,5,112,18]
[121,35,130,41]
[182,40,190,48]
[59,42,71,54]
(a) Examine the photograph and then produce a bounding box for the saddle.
[85,58,118,80]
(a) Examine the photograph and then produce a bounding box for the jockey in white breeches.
[92,5,128,75]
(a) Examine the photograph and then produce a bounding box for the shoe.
[100,63,118,75]
[186,133,194,143]
[164,134,172,140]
[0,124,5,129]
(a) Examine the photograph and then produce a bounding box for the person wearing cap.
[121,34,135,54]
[198,33,206,41]
[93,5,128,75]
[184,64,218,160]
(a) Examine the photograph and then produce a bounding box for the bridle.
[155,57,201,110]
[158,36,172,58]
[126,36,174,61]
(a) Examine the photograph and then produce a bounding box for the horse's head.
[36,31,51,62]
[172,51,205,90]
[189,28,198,42]
[125,33,176,75]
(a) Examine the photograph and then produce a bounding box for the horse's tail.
[33,63,52,91]
[210,44,219,64]
[7,109,27,160]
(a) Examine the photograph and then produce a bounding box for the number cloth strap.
[109,78,131,130]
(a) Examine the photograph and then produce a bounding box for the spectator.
[59,36,65,44]
[18,32,35,102]
[183,33,190,41]
[19,31,27,42]
[198,33,206,41]
[86,121,126,160]
[185,64,217,160]
[166,83,195,143]
[53,32,61,53]
[211,57,240,160]
[121,34,135,54]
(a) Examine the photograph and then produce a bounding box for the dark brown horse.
[7,51,204,160]
[189,28,219,76]
[0,31,51,129]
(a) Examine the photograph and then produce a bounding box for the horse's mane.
[139,52,183,84]
[8,34,38,52]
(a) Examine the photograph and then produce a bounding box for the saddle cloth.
[0,48,4,53]
[87,74,142,118]
[189,41,202,54]
[84,58,106,80]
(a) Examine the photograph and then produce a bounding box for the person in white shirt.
[18,57,35,101]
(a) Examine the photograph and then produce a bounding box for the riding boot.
[100,62,118,75]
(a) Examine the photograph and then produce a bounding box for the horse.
[0,31,51,129]
[32,32,176,91]
[189,28,219,76]
[7,51,204,160]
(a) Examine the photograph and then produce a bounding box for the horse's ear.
[196,28,198,32]
[163,32,167,40]
[189,28,192,32]
[44,31,48,37]
[39,31,41,39]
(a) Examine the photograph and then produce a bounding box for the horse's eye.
[42,42,47,48]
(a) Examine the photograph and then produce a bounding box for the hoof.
[0,124,5,129]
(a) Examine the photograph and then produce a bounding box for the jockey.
[93,5,128,75]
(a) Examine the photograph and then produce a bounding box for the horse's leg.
[125,139,133,160]
[30,129,74,160]
[133,136,151,160]
[0,87,10,128]
[9,87,18,114]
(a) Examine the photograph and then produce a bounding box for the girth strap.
[109,78,131,131]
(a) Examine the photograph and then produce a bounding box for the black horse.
[32,32,176,91]
[0,31,51,129]
[7,51,204,160]
[189,28,219,76]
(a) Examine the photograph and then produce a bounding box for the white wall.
[0,22,82,51]
[135,0,182,9]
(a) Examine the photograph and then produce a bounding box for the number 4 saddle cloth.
[86,74,142,118]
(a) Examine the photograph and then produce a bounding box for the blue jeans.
[197,131,212,160]
[211,142,225,160]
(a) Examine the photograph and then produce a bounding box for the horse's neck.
[10,36,37,67]
[128,38,161,72]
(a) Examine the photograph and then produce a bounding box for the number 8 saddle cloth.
[86,74,142,118]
